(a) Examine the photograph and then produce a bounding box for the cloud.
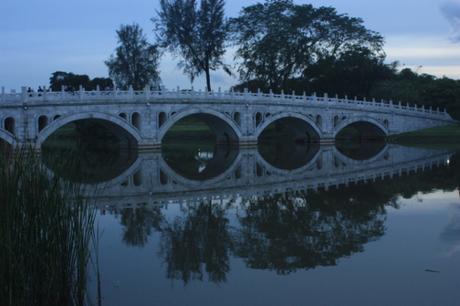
[441,1,460,42]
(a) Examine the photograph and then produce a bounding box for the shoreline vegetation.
[0,148,97,306]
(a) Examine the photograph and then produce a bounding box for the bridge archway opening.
[258,117,320,144]
[4,117,15,135]
[119,112,127,120]
[336,121,387,161]
[258,117,320,170]
[41,118,138,184]
[162,113,239,146]
[158,112,167,128]
[336,121,387,142]
[38,115,48,132]
[131,112,141,130]
[162,114,239,181]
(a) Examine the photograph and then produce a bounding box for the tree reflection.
[234,188,388,274]
[120,207,163,247]
[159,203,232,284]
[112,150,460,285]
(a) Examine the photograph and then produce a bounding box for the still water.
[41,133,460,306]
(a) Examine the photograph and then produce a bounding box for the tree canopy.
[105,23,161,90]
[229,0,385,90]
[153,0,229,91]
[49,71,113,91]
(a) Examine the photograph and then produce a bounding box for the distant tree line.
[49,71,113,92]
[48,0,460,119]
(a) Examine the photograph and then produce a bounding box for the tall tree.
[105,23,161,90]
[154,0,229,91]
[230,0,385,90]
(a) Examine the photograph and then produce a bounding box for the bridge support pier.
[319,135,335,145]
[239,137,258,148]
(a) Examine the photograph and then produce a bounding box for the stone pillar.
[239,103,257,147]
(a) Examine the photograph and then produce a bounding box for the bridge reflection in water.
[39,131,458,285]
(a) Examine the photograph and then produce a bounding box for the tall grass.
[0,147,96,306]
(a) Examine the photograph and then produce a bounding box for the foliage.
[159,203,231,284]
[106,23,161,90]
[120,207,163,247]
[154,0,230,91]
[0,148,96,306]
[370,69,460,120]
[229,0,385,90]
[49,71,113,92]
[234,191,387,274]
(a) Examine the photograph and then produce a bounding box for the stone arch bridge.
[0,86,455,149]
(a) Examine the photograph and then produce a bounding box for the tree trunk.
[205,68,212,92]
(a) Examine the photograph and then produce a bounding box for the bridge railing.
[0,86,452,120]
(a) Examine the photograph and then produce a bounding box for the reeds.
[0,147,96,306]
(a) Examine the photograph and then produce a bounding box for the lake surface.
[45,139,460,306]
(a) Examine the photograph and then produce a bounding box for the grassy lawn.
[389,124,460,150]
[163,117,215,142]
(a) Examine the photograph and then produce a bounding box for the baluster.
[79,85,84,101]
[144,85,150,100]
[129,85,134,100]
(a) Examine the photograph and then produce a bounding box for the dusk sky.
[1,0,460,91]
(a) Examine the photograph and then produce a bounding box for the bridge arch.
[0,128,16,146]
[36,112,142,148]
[158,107,243,143]
[333,116,388,138]
[255,112,322,139]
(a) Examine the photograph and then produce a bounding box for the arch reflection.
[42,120,138,184]
[162,116,238,181]
[335,141,387,161]
[258,119,320,170]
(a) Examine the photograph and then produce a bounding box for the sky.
[1,0,460,91]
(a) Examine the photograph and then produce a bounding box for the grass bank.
[389,124,460,150]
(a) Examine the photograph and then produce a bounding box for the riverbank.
[389,124,460,150]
